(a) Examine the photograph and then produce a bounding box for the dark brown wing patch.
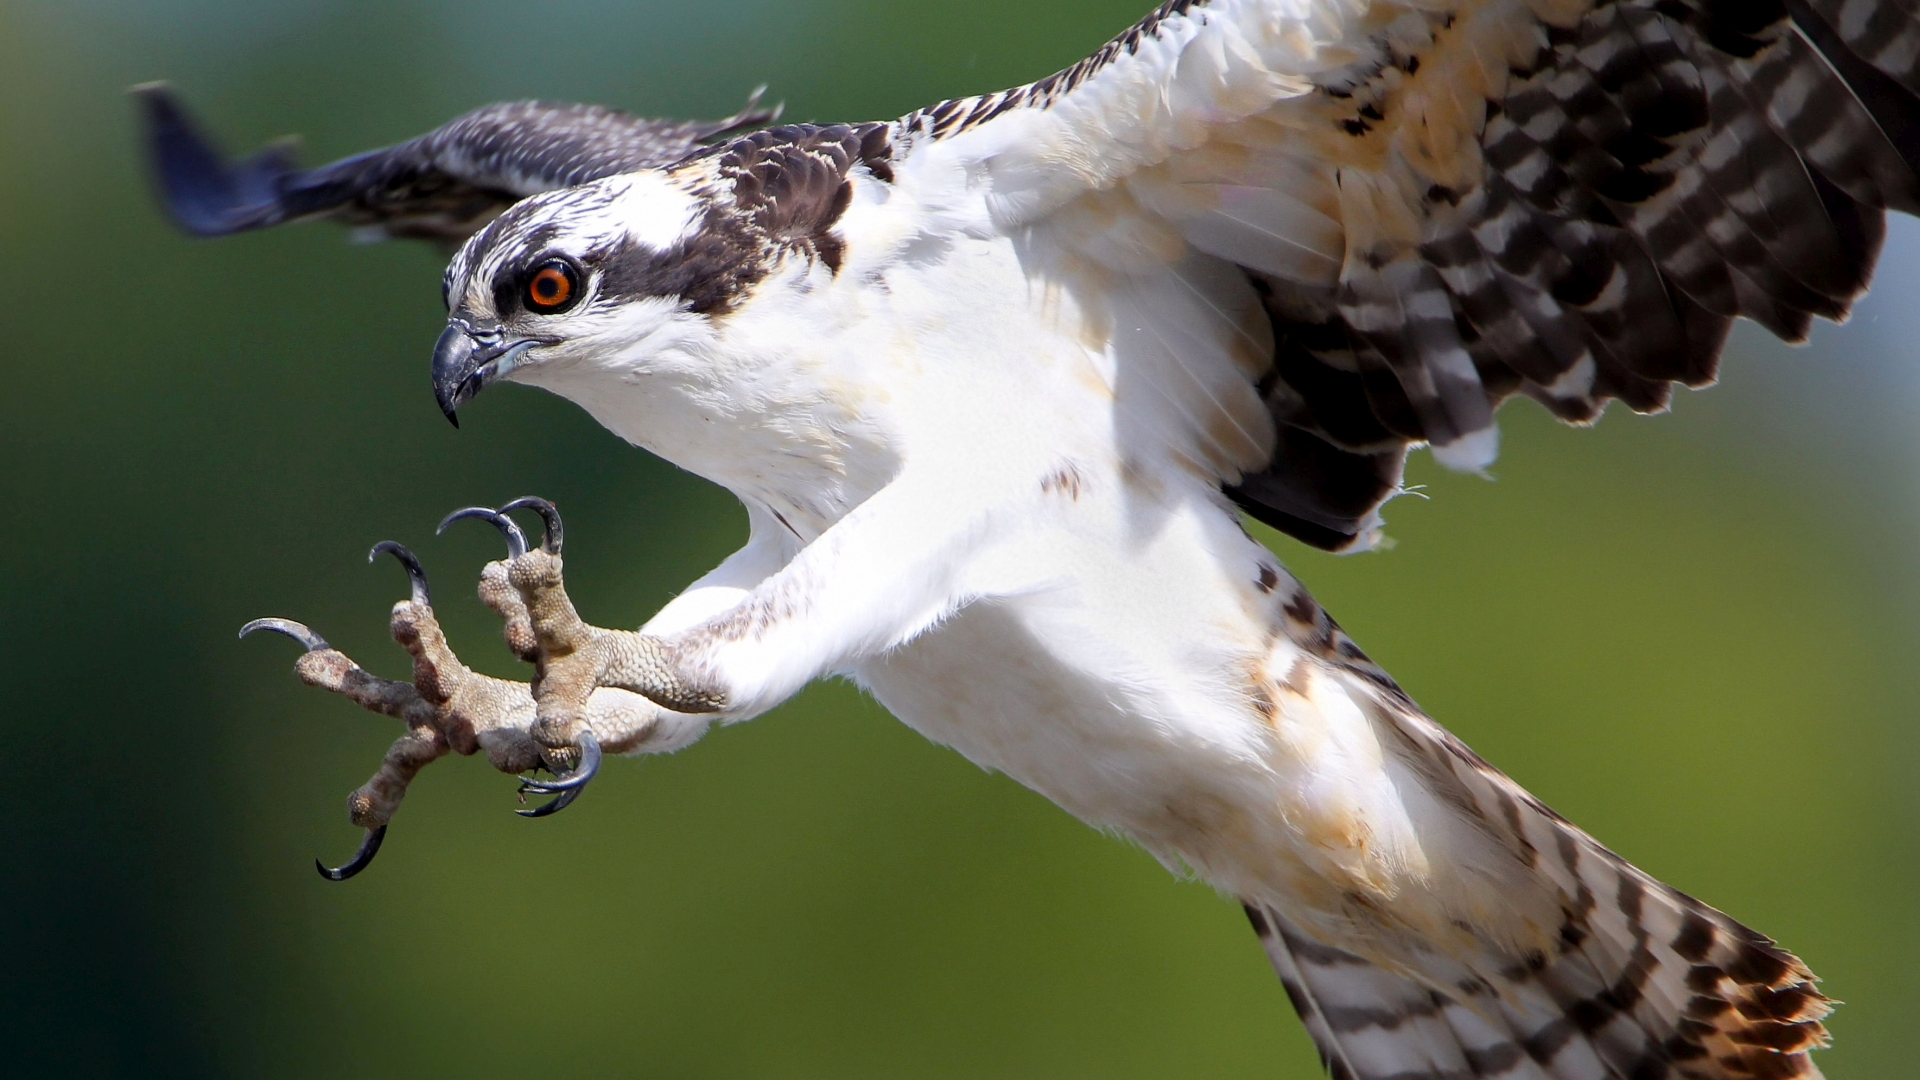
[592,123,893,316]
[710,123,893,274]
[1233,0,1920,552]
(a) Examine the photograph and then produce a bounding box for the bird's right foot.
[242,540,545,879]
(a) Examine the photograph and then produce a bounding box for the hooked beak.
[431,324,537,427]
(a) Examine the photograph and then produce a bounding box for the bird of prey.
[139,1,1920,1076]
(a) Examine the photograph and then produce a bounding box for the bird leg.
[242,530,665,878]
[451,499,728,812]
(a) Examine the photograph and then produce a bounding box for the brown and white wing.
[891,0,1920,551]
[135,84,778,247]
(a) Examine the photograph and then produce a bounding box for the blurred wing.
[893,0,1920,551]
[135,83,779,247]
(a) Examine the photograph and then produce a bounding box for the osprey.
[140,1,1920,1076]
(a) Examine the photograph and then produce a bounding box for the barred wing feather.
[896,0,1920,552]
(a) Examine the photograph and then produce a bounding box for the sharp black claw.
[499,496,564,554]
[240,617,331,652]
[368,540,431,605]
[515,786,585,818]
[519,732,601,794]
[316,824,387,881]
[437,505,528,559]
[515,731,601,816]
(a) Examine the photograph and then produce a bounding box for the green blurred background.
[1,0,1915,1075]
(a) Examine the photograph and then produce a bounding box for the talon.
[499,496,564,554]
[514,730,601,816]
[316,824,387,881]
[516,786,585,817]
[368,540,431,605]
[437,505,528,559]
[240,617,330,651]
[518,732,601,793]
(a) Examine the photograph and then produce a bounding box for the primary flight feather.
[148,1,1917,1076]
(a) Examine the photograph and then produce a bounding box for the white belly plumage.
[851,483,1564,979]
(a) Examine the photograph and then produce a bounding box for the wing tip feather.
[131,82,298,238]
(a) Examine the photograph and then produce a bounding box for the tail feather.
[1245,896,1827,1080]
[1250,902,1592,1080]
[1241,675,1830,1080]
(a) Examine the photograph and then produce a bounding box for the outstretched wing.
[892,0,1920,551]
[135,83,779,247]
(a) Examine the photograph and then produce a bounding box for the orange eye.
[525,261,578,313]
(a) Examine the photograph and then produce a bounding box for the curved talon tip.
[240,617,330,652]
[514,732,601,814]
[516,787,584,817]
[436,505,528,559]
[368,540,432,606]
[316,824,387,881]
[518,732,601,794]
[499,496,564,554]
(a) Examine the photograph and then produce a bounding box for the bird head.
[431,127,870,426]
[431,167,769,425]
